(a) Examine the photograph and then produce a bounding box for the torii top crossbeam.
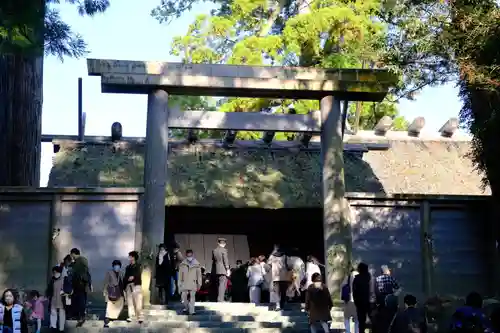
[87,59,396,101]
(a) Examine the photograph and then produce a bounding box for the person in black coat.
[230,260,249,303]
[155,243,172,305]
[372,294,399,333]
[352,262,375,333]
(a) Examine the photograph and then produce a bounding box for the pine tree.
[152,0,410,138]
[0,0,110,186]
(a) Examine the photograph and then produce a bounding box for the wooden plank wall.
[174,234,250,271]
[0,189,492,300]
[0,189,143,302]
[349,196,492,299]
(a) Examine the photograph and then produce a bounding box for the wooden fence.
[0,188,492,302]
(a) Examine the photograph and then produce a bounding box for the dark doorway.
[165,206,324,262]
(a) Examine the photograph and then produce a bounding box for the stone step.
[142,314,309,323]
[156,302,305,307]
[144,309,343,319]
[98,320,310,329]
[141,317,347,330]
[152,302,305,309]
[60,321,344,333]
[145,305,343,317]
[148,304,307,310]
[86,303,345,325]
[146,309,307,316]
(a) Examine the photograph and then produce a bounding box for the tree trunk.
[0,53,44,186]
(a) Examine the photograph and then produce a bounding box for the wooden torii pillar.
[87,59,396,303]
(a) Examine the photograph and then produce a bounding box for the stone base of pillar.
[141,268,153,307]
[323,198,353,298]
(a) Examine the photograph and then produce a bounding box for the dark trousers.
[261,289,270,303]
[273,281,288,309]
[355,304,371,333]
[376,293,390,308]
[172,271,180,299]
[157,276,172,305]
[217,275,227,302]
[232,289,247,303]
[72,290,87,320]
[158,285,168,305]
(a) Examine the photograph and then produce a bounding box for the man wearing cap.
[211,237,230,302]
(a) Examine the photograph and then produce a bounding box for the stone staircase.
[64,302,347,333]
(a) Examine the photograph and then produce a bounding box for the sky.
[39,0,463,187]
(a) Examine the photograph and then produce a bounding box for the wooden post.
[320,95,352,296]
[77,78,84,141]
[48,194,61,283]
[142,89,169,306]
[341,100,349,136]
[489,199,500,297]
[420,200,433,296]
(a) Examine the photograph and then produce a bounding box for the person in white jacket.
[246,258,266,304]
[303,256,321,291]
[286,249,305,300]
[341,268,359,333]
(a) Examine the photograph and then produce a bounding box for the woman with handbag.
[155,244,172,305]
[103,260,125,328]
[286,249,305,302]
[247,258,265,304]
[267,245,290,311]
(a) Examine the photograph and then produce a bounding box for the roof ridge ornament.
[408,117,426,137]
[439,117,459,138]
[374,116,393,136]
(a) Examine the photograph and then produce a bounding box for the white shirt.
[341,270,359,302]
[304,262,321,289]
[288,256,306,281]
[247,264,265,287]
[62,266,68,278]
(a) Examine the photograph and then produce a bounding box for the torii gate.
[87,59,397,304]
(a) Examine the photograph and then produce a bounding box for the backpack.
[62,275,73,294]
[451,308,488,333]
[408,317,422,333]
[107,285,121,302]
[388,310,422,333]
[341,274,351,303]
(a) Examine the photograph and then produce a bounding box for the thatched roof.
[48,131,489,208]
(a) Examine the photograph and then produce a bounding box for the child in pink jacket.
[28,291,46,333]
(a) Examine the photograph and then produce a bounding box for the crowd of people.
[339,262,498,333]
[0,247,91,333]
[152,239,500,333]
[0,241,498,333]
[154,239,325,313]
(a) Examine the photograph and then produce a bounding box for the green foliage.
[169,95,216,111]
[376,0,455,99]
[168,95,225,139]
[453,0,500,189]
[357,0,500,192]
[348,100,408,131]
[152,0,409,135]
[0,0,110,58]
